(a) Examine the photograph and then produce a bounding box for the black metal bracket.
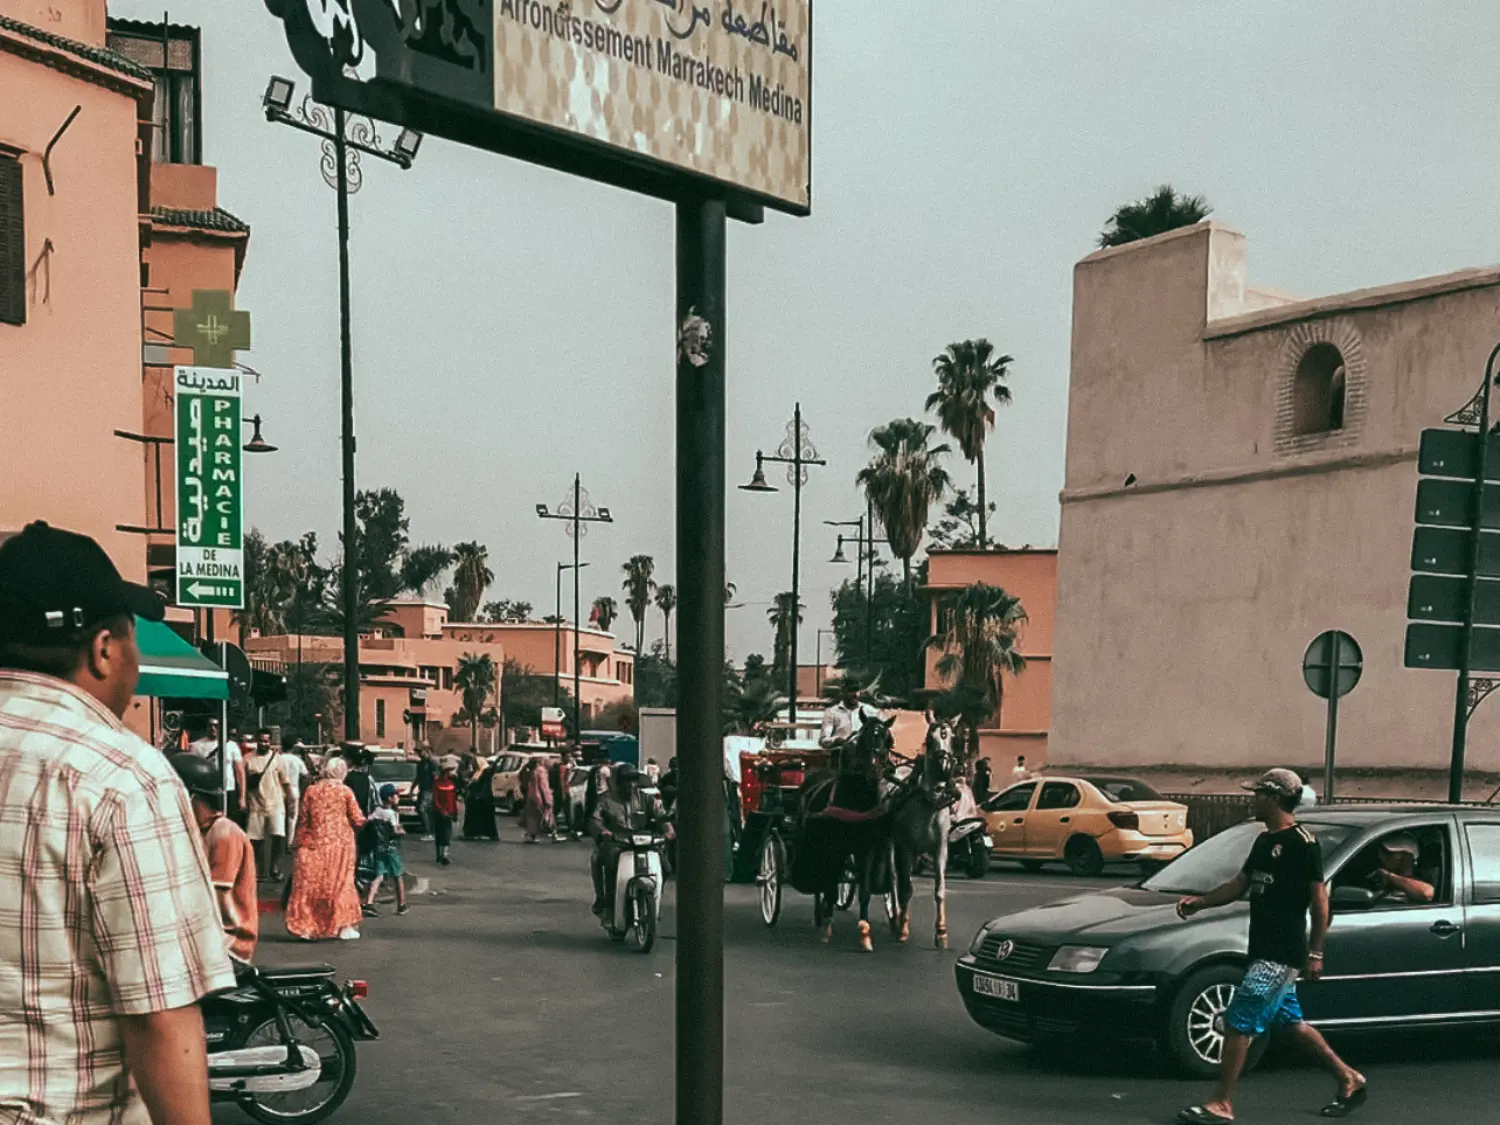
[42,105,80,196]
[1468,677,1500,720]
[1446,377,1500,431]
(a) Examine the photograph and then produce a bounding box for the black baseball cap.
[0,521,165,645]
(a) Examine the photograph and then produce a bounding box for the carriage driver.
[819,678,883,764]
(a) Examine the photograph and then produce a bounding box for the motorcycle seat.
[253,963,337,980]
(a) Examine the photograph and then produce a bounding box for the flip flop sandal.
[1319,1085,1368,1118]
[1178,1107,1234,1125]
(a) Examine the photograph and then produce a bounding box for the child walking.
[432,756,460,866]
[362,784,409,917]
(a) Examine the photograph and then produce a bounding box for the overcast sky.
[117,0,1500,661]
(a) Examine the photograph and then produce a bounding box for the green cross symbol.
[173,289,251,369]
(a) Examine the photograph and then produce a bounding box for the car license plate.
[973,974,1019,1002]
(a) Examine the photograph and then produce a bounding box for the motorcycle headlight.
[967,926,990,956]
[1048,945,1108,974]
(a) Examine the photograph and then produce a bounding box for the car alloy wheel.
[1186,982,1235,1067]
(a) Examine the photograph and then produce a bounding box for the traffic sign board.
[1405,621,1500,671]
[1408,574,1500,625]
[1418,428,1500,481]
[174,367,244,609]
[1416,478,1500,529]
[1411,525,1500,578]
[1303,630,1362,699]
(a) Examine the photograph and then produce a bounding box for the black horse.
[791,715,897,951]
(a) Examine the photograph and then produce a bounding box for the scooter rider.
[589,763,670,916]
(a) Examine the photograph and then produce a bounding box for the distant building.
[921,548,1056,768]
[443,614,635,721]
[1052,220,1500,776]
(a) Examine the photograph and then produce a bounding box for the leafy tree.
[1098,184,1211,248]
[926,582,1027,759]
[351,488,410,599]
[482,599,533,623]
[454,652,497,751]
[926,487,997,552]
[621,554,656,654]
[311,561,394,637]
[725,675,785,735]
[591,595,619,633]
[500,659,576,738]
[829,565,929,705]
[655,584,677,659]
[742,652,770,686]
[927,340,1015,551]
[541,614,565,625]
[857,418,951,586]
[274,661,339,746]
[401,544,453,596]
[635,642,677,708]
[767,591,803,684]
[445,541,493,622]
[593,698,636,733]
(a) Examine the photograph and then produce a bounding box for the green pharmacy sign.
[175,366,244,609]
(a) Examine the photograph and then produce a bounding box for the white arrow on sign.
[186,581,236,600]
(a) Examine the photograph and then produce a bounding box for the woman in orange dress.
[285,756,367,941]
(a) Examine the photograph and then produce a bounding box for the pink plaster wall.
[0,0,107,46]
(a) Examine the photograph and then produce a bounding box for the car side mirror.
[1331,885,1376,911]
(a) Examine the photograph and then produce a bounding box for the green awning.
[134,617,228,700]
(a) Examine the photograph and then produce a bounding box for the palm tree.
[857,418,951,586]
[454,652,497,752]
[621,554,656,654]
[447,541,493,622]
[655,584,677,659]
[767,591,803,683]
[927,340,1014,551]
[925,582,1027,759]
[725,676,786,735]
[400,544,453,596]
[591,595,619,633]
[311,562,395,636]
[1098,184,1211,248]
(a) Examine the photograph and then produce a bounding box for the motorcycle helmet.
[614,762,640,788]
[169,752,223,798]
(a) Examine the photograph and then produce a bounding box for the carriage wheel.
[757,834,783,927]
[836,859,856,911]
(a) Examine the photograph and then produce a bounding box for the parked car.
[956,805,1500,1077]
[981,775,1193,875]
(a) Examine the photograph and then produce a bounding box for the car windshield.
[1084,777,1163,802]
[369,759,417,783]
[1141,820,1359,894]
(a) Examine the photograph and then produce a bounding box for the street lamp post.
[554,561,589,709]
[830,499,889,666]
[262,77,422,741]
[538,475,612,736]
[815,628,837,697]
[740,403,825,722]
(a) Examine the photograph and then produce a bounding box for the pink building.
[442,617,635,722]
[1053,221,1500,783]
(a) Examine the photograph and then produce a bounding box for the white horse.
[888,713,962,948]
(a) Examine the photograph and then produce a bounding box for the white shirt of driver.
[820,702,880,746]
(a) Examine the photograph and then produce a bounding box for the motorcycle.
[913,816,993,880]
[202,962,379,1125]
[602,831,666,953]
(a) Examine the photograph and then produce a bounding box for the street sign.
[1303,630,1362,802]
[173,289,252,369]
[1410,525,1500,578]
[1415,478,1500,529]
[1405,621,1500,672]
[174,367,244,609]
[1303,630,1363,700]
[1418,427,1500,482]
[541,705,566,740]
[1408,574,1500,626]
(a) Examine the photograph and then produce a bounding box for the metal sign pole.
[219,641,231,794]
[1323,640,1342,803]
[674,194,726,1125]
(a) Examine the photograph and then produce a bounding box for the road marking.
[515,1092,583,1101]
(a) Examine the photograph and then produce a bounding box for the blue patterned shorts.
[1224,960,1303,1036]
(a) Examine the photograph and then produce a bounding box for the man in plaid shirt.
[0,523,234,1124]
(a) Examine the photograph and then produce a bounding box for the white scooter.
[603,832,666,953]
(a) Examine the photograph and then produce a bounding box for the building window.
[105,22,201,165]
[442,667,454,691]
[375,699,386,740]
[0,152,22,327]
[618,662,632,685]
[1291,342,1346,436]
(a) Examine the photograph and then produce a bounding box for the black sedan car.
[956,805,1500,1076]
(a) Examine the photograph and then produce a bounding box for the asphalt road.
[231,832,1500,1125]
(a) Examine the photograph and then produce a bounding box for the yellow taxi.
[981,774,1192,876]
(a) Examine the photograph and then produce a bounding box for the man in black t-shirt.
[1175,769,1367,1124]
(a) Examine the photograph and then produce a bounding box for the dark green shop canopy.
[134,617,228,700]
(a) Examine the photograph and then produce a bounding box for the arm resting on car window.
[121,1004,213,1125]
[1375,868,1434,903]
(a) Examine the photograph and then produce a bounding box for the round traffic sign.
[1303,631,1363,700]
